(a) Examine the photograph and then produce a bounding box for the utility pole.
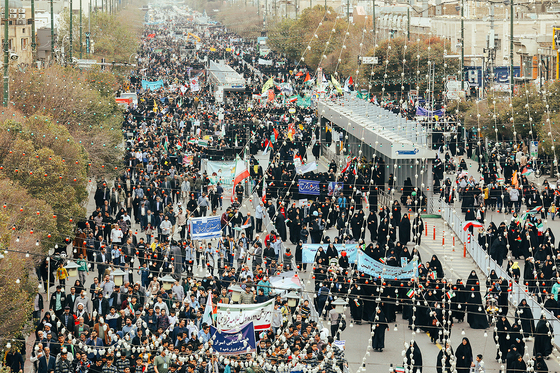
[50,0,54,61]
[295,0,297,17]
[372,0,375,34]
[257,0,259,15]
[79,0,82,58]
[407,6,410,40]
[460,0,464,90]
[69,0,73,63]
[31,0,36,62]
[510,0,514,95]
[3,0,8,107]
[346,0,349,21]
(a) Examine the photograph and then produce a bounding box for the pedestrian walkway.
[420,218,487,292]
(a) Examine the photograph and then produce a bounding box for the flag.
[273,128,279,142]
[202,291,213,325]
[526,206,542,214]
[231,157,250,202]
[344,76,354,92]
[379,257,385,264]
[262,77,274,94]
[147,33,155,38]
[241,216,251,229]
[406,289,414,298]
[176,140,182,149]
[263,139,271,156]
[267,89,275,102]
[153,99,158,113]
[288,95,298,103]
[462,220,484,231]
[331,76,342,94]
[303,72,310,82]
[446,290,455,299]
[521,167,533,176]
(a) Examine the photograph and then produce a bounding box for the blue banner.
[141,80,164,91]
[356,251,418,279]
[415,107,445,118]
[190,216,222,240]
[302,244,359,264]
[209,321,257,355]
[298,180,320,196]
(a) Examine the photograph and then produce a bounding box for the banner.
[328,182,343,196]
[216,299,274,331]
[296,162,317,175]
[415,107,445,118]
[298,180,320,196]
[209,322,256,355]
[258,58,273,66]
[356,251,418,279]
[206,161,236,189]
[190,77,200,92]
[302,244,359,264]
[190,216,222,240]
[141,80,164,90]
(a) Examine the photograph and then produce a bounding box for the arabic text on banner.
[209,322,256,355]
[301,244,359,264]
[190,216,222,240]
[141,80,164,90]
[356,250,418,279]
[298,180,320,196]
[216,299,274,331]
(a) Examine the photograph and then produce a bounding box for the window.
[21,38,28,50]
[22,28,25,33]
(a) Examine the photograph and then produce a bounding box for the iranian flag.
[526,206,542,214]
[231,157,250,202]
[202,292,214,325]
[462,220,484,231]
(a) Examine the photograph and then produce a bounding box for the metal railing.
[430,198,560,346]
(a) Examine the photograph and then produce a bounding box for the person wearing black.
[367,211,378,241]
[455,338,473,373]
[404,341,422,373]
[370,307,387,352]
[533,315,553,358]
[436,342,454,373]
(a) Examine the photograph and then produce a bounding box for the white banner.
[258,58,273,66]
[296,161,318,175]
[216,299,275,331]
[190,77,200,92]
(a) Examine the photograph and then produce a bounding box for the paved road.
[28,149,560,373]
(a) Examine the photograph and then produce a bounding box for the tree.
[10,65,124,179]
[0,176,56,342]
[361,36,460,97]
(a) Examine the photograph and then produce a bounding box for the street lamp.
[286,291,300,307]
[228,284,244,303]
[160,274,176,291]
[112,268,126,286]
[64,260,81,278]
[331,297,347,313]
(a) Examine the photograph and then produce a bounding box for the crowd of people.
[3,4,559,373]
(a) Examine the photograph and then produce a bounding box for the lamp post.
[460,0,464,90]
[3,0,9,107]
[509,0,514,95]
[64,261,81,278]
[160,274,176,291]
[51,0,54,61]
[331,297,347,313]
[112,268,126,286]
[69,0,73,63]
[228,284,243,303]
[79,0,82,58]
[31,0,36,62]
[286,291,299,307]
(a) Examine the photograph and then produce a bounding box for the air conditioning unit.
[16,19,25,25]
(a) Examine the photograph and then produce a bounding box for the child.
[549,203,557,221]
[56,262,68,288]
